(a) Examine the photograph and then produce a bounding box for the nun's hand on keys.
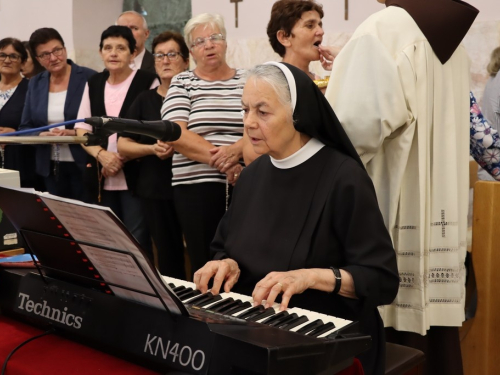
[252,269,314,311]
[193,258,241,295]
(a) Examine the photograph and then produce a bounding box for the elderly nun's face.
[242,76,303,160]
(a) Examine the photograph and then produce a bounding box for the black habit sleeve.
[329,158,399,307]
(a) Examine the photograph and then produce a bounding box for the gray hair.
[184,13,226,48]
[117,10,148,30]
[246,64,293,113]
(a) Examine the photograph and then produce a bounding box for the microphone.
[84,117,181,142]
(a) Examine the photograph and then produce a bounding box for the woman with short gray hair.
[160,13,245,275]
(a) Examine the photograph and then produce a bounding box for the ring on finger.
[276,282,283,290]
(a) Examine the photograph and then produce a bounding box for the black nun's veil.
[264,62,364,169]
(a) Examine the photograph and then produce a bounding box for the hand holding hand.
[226,164,243,186]
[39,131,59,137]
[252,269,314,311]
[209,145,239,173]
[97,150,125,176]
[153,141,174,160]
[101,166,110,178]
[193,258,240,295]
[40,128,76,137]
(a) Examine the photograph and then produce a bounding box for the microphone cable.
[0,326,55,375]
[0,119,85,137]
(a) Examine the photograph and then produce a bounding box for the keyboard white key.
[162,276,353,337]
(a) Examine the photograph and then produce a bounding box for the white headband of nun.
[263,61,297,112]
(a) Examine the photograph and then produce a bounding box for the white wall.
[73,0,123,71]
[468,0,500,21]
[0,0,75,53]
[191,0,384,38]
[192,0,500,101]
[192,0,500,38]
[0,0,123,70]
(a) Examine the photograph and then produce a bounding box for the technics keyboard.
[163,276,356,339]
[0,269,371,375]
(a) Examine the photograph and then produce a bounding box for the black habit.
[211,63,399,375]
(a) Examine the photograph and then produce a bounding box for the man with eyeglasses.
[116,10,155,74]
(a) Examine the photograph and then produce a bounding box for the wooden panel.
[469,160,478,189]
[461,181,500,375]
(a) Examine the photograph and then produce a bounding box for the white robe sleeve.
[325,34,410,165]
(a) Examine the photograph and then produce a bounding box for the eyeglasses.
[0,53,21,62]
[37,47,65,61]
[191,33,225,48]
[153,52,183,62]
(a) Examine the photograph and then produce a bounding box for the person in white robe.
[325,0,478,373]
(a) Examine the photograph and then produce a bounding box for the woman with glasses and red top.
[19,28,96,201]
[160,13,245,276]
[117,31,189,278]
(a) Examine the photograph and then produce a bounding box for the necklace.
[0,76,22,92]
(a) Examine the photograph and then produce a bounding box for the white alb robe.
[325,6,470,335]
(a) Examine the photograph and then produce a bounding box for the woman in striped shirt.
[161,13,245,275]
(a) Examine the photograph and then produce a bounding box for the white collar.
[270,138,325,169]
[132,48,146,70]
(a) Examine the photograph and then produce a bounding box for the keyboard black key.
[186,292,217,306]
[215,300,242,313]
[236,305,265,319]
[246,308,275,322]
[178,289,201,301]
[296,319,324,334]
[173,285,186,293]
[177,288,195,298]
[306,322,335,337]
[278,315,309,330]
[192,294,222,308]
[269,313,298,327]
[205,298,235,312]
[168,283,175,289]
[224,301,252,315]
[260,311,289,325]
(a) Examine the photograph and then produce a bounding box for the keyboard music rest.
[0,268,371,375]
